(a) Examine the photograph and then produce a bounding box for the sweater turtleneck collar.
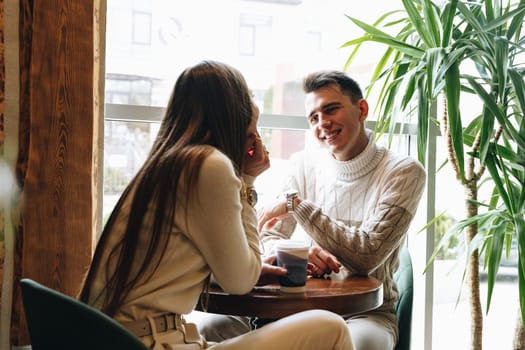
[329,129,386,181]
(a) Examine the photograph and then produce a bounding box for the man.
[200,70,426,350]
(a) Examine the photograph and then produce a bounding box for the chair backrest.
[393,247,414,350]
[20,278,149,350]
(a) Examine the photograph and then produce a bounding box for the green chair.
[20,278,149,350]
[393,248,414,350]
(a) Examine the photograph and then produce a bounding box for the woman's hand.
[243,132,270,177]
[256,255,287,286]
[257,198,288,232]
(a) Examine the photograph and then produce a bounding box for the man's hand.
[256,255,287,286]
[308,246,341,276]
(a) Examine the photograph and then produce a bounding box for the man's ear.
[359,99,369,122]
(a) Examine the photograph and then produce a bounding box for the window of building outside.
[103,1,518,349]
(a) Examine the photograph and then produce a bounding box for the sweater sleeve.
[183,151,262,294]
[294,158,426,274]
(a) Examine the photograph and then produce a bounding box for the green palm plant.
[342,0,525,348]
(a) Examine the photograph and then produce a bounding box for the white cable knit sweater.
[261,129,426,334]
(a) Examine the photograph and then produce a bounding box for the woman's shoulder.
[195,149,242,196]
[200,148,237,178]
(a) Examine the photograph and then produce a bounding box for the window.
[132,11,152,45]
[103,1,517,349]
[105,74,153,105]
[239,14,272,56]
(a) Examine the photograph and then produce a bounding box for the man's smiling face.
[305,84,369,161]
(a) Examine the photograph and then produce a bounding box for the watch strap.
[285,190,298,213]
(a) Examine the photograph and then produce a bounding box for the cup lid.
[275,240,310,251]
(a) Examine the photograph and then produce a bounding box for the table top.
[199,276,383,318]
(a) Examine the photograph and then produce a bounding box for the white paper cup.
[275,240,309,293]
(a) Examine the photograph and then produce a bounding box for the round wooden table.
[199,276,383,318]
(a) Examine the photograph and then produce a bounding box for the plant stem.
[465,180,483,350]
[513,309,525,349]
[443,94,483,349]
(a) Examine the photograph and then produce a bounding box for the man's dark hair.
[302,70,363,103]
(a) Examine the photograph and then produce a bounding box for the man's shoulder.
[381,148,426,178]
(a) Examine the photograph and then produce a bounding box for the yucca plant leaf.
[417,78,429,163]
[484,215,507,312]
[479,106,495,165]
[491,143,525,167]
[401,69,418,109]
[465,77,516,150]
[464,114,483,140]
[364,48,396,99]
[507,2,525,39]
[342,43,362,72]
[402,0,436,47]
[383,80,402,145]
[486,151,512,212]
[376,79,402,137]
[342,10,407,72]
[495,149,516,214]
[482,4,525,34]
[488,184,501,210]
[425,48,445,99]
[495,36,509,100]
[428,212,490,275]
[445,62,465,181]
[509,69,525,113]
[462,131,476,149]
[457,1,491,44]
[441,0,459,47]
[423,0,442,46]
[509,68,525,158]
[343,33,423,60]
[484,0,495,22]
[343,17,425,58]
[435,46,469,83]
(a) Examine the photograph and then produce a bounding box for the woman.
[79,60,353,350]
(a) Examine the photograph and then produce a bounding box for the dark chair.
[393,248,414,350]
[20,278,149,350]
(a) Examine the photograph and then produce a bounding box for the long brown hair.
[79,61,253,316]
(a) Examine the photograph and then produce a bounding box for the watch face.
[248,188,258,207]
[286,190,299,198]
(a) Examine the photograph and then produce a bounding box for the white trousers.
[201,309,354,350]
[198,310,394,350]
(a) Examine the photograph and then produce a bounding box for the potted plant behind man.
[341,0,525,348]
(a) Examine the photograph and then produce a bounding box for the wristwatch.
[285,189,299,213]
[243,186,258,207]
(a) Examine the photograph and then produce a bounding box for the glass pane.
[105,0,399,112]
[103,120,159,221]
